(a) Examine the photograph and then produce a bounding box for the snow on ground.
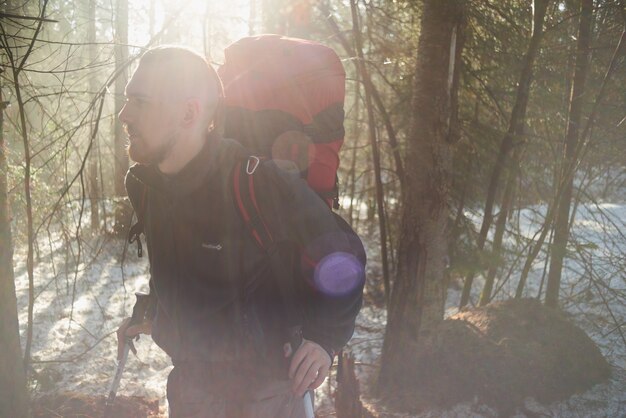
[344,202,626,417]
[14,203,626,417]
[15,234,172,413]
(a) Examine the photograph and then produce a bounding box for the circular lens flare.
[313,252,364,296]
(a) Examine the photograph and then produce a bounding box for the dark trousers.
[166,363,307,418]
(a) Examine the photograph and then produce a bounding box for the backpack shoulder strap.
[232,155,275,251]
[232,155,304,350]
[127,182,148,258]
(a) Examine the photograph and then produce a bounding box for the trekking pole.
[304,390,315,418]
[103,293,150,418]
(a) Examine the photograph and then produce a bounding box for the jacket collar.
[128,130,222,198]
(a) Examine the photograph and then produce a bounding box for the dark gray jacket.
[125,134,364,375]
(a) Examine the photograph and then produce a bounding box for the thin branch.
[0,12,57,23]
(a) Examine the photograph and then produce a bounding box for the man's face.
[119,64,183,166]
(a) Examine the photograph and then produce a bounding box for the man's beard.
[126,131,177,166]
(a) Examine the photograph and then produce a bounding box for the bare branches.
[0,12,57,24]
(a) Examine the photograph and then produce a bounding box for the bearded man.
[116,46,364,418]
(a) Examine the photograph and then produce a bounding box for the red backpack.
[218,34,346,209]
[219,36,363,338]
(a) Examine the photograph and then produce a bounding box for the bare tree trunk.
[347,74,361,225]
[378,0,465,391]
[335,352,372,418]
[249,0,257,35]
[149,0,155,37]
[0,8,49,411]
[350,0,391,308]
[518,28,625,300]
[516,204,555,298]
[203,4,212,62]
[87,0,100,231]
[113,0,131,236]
[7,0,50,375]
[546,0,594,308]
[460,0,550,307]
[262,0,285,34]
[450,101,477,266]
[479,166,516,306]
[321,3,405,183]
[0,71,29,418]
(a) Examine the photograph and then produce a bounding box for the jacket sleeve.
[257,162,365,358]
[125,168,158,321]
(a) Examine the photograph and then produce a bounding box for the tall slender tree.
[346,73,361,226]
[249,0,257,35]
[113,0,130,235]
[378,0,466,390]
[460,0,550,307]
[350,0,391,307]
[479,166,517,305]
[0,2,38,415]
[0,72,29,418]
[546,0,594,308]
[262,0,286,34]
[87,0,100,231]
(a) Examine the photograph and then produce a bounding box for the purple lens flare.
[313,252,365,296]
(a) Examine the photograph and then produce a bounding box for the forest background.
[1,0,625,417]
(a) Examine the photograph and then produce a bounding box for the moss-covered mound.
[386,298,611,414]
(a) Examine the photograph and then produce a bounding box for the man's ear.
[181,99,201,127]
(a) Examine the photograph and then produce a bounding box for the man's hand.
[116,317,152,361]
[287,339,332,397]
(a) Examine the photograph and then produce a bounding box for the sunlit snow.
[15,202,626,416]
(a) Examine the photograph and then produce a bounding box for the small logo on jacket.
[202,243,223,251]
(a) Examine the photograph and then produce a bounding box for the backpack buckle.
[246,156,260,175]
